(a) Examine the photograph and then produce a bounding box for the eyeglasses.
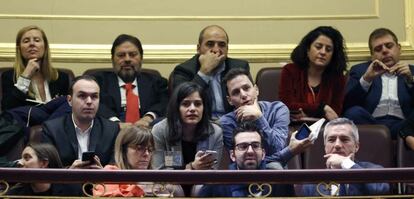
[235,142,262,152]
[129,145,154,154]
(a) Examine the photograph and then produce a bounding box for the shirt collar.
[117,76,138,88]
[71,114,94,134]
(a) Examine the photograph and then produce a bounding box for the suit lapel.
[368,75,382,111]
[108,73,122,114]
[88,118,100,152]
[64,116,79,155]
[136,73,146,114]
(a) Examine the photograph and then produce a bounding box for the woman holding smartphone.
[1,25,70,110]
[152,82,223,195]
[279,26,348,121]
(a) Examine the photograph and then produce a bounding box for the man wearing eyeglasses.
[220,68,312,169]
[344,28,414,140]
[198,121,294,197]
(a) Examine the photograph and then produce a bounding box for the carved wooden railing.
[1,167,414,198]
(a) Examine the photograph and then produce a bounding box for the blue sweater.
[220,101,292,164]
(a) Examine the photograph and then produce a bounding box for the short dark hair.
[198,25,229,45]
[222,68,254,96]
[69,75,98,95]
[232,121,264,149]
[167,82,212,144]
[290,26,348,75]
[27,143,63,168]
[368,28,399,54]
[111,34,143,59]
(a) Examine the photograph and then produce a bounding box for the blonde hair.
[14,25,58,97]
[114,126,154,170]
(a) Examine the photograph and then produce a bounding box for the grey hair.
[323,117,359,143]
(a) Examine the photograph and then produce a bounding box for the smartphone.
[205,150,218,161]
[81,151,95,162]
[295,123,311,140]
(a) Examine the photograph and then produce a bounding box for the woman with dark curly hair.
[279,26,348,121]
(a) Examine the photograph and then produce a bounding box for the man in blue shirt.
[220,68,312,169]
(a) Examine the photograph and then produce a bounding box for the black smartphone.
[81,151,95,162]
[295,123,311,140]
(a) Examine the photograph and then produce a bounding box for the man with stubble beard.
[93,34,168,128]
[344,28,414,139]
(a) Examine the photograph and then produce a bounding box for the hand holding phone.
[81,151,95,162]
[205,150,218,161]
[295,123,311,140]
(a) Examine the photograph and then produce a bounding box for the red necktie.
[124,83,140,123]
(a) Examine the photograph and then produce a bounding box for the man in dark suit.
[42,75,119,168]
[93,34,168,128]
[172,25,250,118]
[301,118,389,196]
[344,28,414,139]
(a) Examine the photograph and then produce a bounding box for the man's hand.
[235,99,262,121]
[134,115,154,128]
[69,155,103,169]
[288,131,313,155]
[198,50,226,75]
[324,105,338,121]
[119,122,133,129]
[362,59,388,82]
[388,62,412,81]
[324,153,354,169]
[21,58,40,79]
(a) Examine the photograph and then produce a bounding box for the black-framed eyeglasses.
[235,142,262,152]
[129,145,154,154]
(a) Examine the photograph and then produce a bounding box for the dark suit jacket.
[1,69,69,111]
[344,61,414,117]
[172,54,250,113]
[42,115,119,167]
[92,71,168,120]
[301,161,390,196]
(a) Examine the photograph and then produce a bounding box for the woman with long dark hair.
[152,81,223,170]
[279,26,348,121]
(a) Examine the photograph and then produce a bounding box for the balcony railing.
[1,167,414,198]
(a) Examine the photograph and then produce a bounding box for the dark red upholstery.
[255,67,282,102]
[303,124,394,169]
[397,137,414,167]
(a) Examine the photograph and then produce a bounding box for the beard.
[118,69,137,83]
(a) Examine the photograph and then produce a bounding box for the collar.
[71,114,94,133]
[117,76,138,88]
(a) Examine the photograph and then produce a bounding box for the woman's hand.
[290,108,307,121]
[21,58,40,79]
[191,151,216,170]
[324,105,338,121]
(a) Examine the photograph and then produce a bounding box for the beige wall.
[0,0,413,79]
